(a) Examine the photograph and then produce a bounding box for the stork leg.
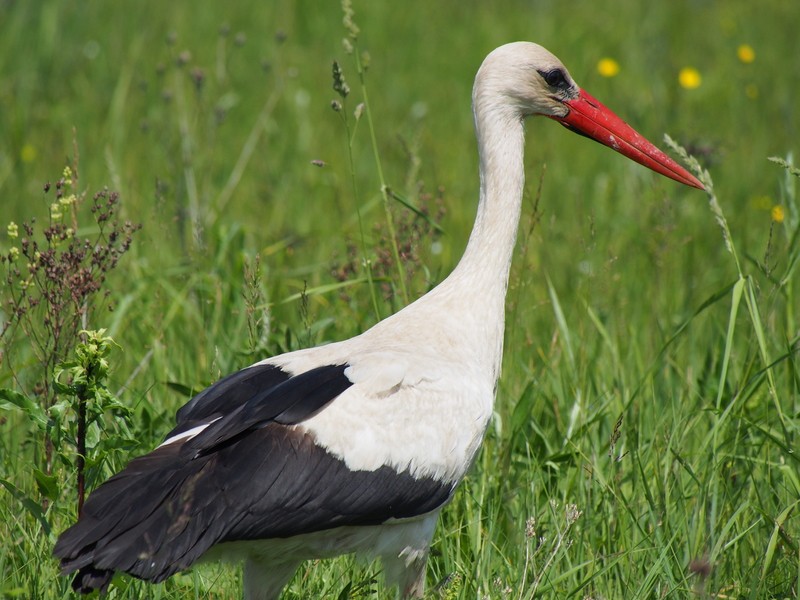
[379,512,439,599]
[243,557,300,600]
[382,548,430,599]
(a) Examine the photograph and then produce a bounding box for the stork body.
[54,42,702,599]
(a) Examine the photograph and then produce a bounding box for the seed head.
[565,503,582,525]
[525,517,536,539]
[332,61,350,99]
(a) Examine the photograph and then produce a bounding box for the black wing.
[54,362,453,593]
[168,362,292,439]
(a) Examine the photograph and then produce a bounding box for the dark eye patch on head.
[538,68,570,90]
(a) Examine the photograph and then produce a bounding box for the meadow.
[1,0,799,598]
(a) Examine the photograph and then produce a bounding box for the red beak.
[552,89,704,190]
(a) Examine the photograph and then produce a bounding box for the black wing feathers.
[181,365,352,457]
[168,363,291,439]
[55,363,353,589]
[220,426,453,541]
[55,361,452,593]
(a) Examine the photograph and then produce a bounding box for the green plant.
[53,329,135,513]
[1,164,140,479]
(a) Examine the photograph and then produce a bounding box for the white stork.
[54,42,703,599]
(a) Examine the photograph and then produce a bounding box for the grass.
[1,0,799,598]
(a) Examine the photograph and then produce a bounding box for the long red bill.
[552,89,704,190]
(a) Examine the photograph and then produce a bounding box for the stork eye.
[539,68,568,89]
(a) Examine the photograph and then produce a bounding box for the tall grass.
[1,0,798,598]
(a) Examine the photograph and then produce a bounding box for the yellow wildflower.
[597,58,620,78]
[7,222,18,238]
[737,44,755,64]
[50,203,63,220]
[63,166,74,186]
[771,205,784,223]
[679,67,702,89]
[9,246,19,261]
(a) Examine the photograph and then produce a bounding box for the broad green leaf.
[0,478,51,537]
[32,468,59,502]
[0,388,48,431]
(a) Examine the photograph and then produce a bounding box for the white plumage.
[54,42,702,599]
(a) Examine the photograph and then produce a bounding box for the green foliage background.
[1,0,798,598]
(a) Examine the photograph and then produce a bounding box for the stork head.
[474,42,704,190]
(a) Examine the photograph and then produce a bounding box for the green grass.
[1,0,799,598]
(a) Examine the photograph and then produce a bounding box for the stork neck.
[451,107,525,302]
[415,104,526,379]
